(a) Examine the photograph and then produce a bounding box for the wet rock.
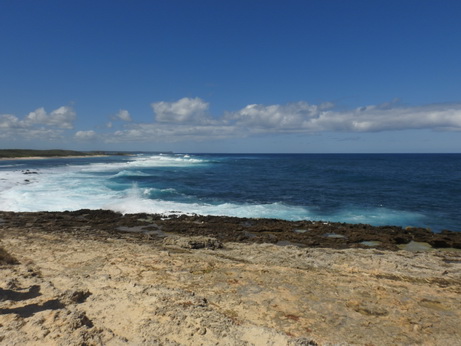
[430,239,450,248]
[1,210,460,251]
[163,236,223,250]
[22,170,39,175]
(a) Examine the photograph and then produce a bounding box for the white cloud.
[0,127,63,141]
[220,101,461,134]
[114,109,132,122]
[110,123,237,143]
[0,114,20,129]
[0,106,76,142]
[100,99,461,145]
[225,101,334,132]
[0,106,75,130]
[151,97,210,124]
[24,106,75,129]
[74,130,97,140]
[3,99,461,148]
[308,103,461,132]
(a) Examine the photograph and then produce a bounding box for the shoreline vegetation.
[0,210,460,345]
[0,149,131,160]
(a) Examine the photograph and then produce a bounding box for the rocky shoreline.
[1,210,461,345]
[2,209,460,251]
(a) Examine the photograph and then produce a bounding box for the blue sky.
[1,0,460,153]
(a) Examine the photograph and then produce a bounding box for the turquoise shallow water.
[0,153,460,232]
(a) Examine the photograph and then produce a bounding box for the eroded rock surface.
[1,211,461,345]
[1,209,460,251]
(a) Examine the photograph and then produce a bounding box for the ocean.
[0,153,460,232]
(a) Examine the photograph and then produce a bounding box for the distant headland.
[0,149,131,159]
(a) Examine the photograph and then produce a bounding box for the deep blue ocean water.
[0,153,460,232]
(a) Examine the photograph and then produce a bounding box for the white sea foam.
[104,186,313,219]
[0,154,427,228]
[0,171,313,219]
[0,155,205,212]
[0,163,25,168]
[79,154,207,173]
[0,167,116,211]
[98,187,424,226]
[111,170,151,178]
[320,207,425,227]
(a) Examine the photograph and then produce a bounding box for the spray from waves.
[0,168,120,211]
[0,163,25,168]
[0,154,208,212]
[102,184,426,227]
[0,174,311,219]
[110,170,151,178]
[0,153,429,228]
[316,207,426,228]
[0,169,427,227]
[104,184,314,219]
[0,169,299,220]
[80,154,208,173]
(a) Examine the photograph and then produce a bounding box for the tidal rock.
[163,236,223,250]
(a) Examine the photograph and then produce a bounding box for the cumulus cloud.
[0,106,76,142]
[103,99,461,144]
[24,106,75,129]
[306,103,461,132]
[0,106,75,130]
[114,109,132,122]
[0,114,20,129]
[3,99,461,147]
[220,101,461,134]
[110,123,237,143]
[151,97,210,124]
[74,130,97,140]
[225,101,334,132]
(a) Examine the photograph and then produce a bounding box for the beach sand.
[1,211,461,345]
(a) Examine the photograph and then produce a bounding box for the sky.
[1,0,461,153]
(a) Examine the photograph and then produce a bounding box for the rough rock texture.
[163,235,223,249]
[1,210,461,345]
[1,210,460,251]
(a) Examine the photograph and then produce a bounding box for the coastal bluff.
[1,210,461,345]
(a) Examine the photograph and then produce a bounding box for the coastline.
[0,149,135,161]
[1,210,461,345]
[0,155,110,161]
[1,152,459,232]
